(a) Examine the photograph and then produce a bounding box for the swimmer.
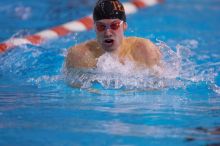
[66,0,162,69]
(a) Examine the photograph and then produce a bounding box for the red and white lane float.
[0,0,163,53]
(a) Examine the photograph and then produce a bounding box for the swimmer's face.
[95,19,127,53]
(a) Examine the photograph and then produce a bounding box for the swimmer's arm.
[131,38,162,67]
[65,42,97,68]
[65,44,83,68]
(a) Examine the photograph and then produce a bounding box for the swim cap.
[93,0,126,22]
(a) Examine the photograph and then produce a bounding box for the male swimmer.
[66,0,161,69]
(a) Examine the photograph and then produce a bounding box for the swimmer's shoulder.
[85,40,104,57]
[124,37,155,49]
[66,40,102,68]
[124,37,162,67]
[125,37,154,46]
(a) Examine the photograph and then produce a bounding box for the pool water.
[0,0,220,146]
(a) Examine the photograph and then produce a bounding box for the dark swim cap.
[93,0,126,22]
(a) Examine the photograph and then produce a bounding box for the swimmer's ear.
[93,23,97,32]
[123,22,128,31]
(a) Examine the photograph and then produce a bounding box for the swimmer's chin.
[101,43,117,52]
[103,47,116,53]
[101,46,116,52]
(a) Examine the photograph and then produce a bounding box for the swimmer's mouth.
[104,39,114,44]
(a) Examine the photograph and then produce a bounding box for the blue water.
[0,0,220,146]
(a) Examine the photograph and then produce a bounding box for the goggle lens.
[96,21,123,32]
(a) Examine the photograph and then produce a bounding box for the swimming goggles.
[95,21,123,32]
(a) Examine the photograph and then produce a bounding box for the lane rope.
[0,0,163,53]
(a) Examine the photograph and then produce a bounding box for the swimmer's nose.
[103,29,112,37]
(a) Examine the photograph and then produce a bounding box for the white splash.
[54,39,219,93]
[96,53,136,76]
